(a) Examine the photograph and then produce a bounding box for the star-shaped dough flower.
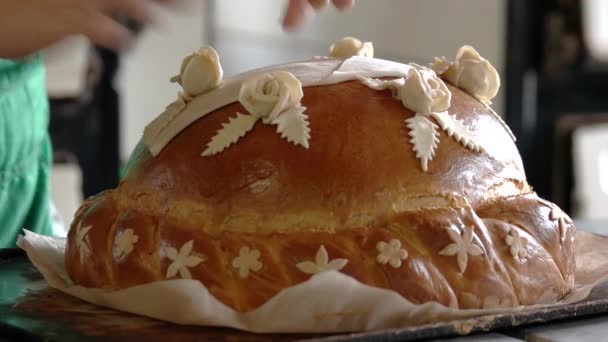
[165,240,206,279]
[232,246,263,278]
[439,225,484,273]
[75,222,93,264]
[113,229,139,259]
[376,239,408,268]
[296,245,348,275]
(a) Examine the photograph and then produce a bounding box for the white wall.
[215,0,506,116]
[216,0,505,63]
[118,3,207,160]
[572,123,608,219]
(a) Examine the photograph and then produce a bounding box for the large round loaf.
[65,46,575,313]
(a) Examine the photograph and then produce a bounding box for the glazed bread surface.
[65,80,575,312]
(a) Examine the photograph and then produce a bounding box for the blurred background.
[45,0,608,235]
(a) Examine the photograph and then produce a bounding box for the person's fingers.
[101,0,154,23]
[282,0,315,30]
[152,0,201,13]
[331,0,354,12]
[308,0,329,12]
[79,11,132,50]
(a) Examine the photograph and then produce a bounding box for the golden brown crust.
[117,82,528,235]
[66,191,574,312]
[65,80,575,313]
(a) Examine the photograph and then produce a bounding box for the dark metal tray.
[2,248,608,341]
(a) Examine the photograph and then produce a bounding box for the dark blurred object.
[48,47,120,199]
[542,0,585,77]
[506,0,608,215]
[49,18,143,198]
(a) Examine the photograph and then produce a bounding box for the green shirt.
[0,56,52,248]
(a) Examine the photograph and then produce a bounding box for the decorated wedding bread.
[65,37,575,313]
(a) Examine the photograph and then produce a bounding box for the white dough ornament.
[430,111,483,152]
[75,222,93,264]
[431,46,499,105]
[232,246,263,279]
[202,71,311,156]
[505,228,528,261]
[439,225,484,273]
[113,228,139,260]
[402,68,451,115]
[550,205,573,243]
[376,239,408,268]
[359,66,485,172]
[171,46,223,98]
[165,240,206,279]
[296,245,348,275]
[431,46,516,142]
[406,114,440,172]
[358,76,404,99]
[144,46,223,157]
[330,37,374,59]
[143,94,188,157]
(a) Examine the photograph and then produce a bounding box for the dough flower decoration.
[113,228,139,260]
[438,224,484,273]
[430,45,498,105]
[75,222,93,264]
[330,37,374,59]
[171,46,224,99]
[431,45,515,141]
[505,228,528,261]
[202,71,311,156]
[165,240,206,279]
[376,239,408,268]
[144,46,224,156]
[359,65,484,172]
[296,245,348,275]
[232,246,263,279]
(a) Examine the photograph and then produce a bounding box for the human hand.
[282,0,355,31]
[0,0,163,59]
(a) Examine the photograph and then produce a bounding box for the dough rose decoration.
[171,46,224,99]
[402,67,451,114]
[431,46,516,141]
[144,46,224,156]
[202,71,311,156]
[330,37,374,59]
[430,45,498,105]
[359,65,484,172]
